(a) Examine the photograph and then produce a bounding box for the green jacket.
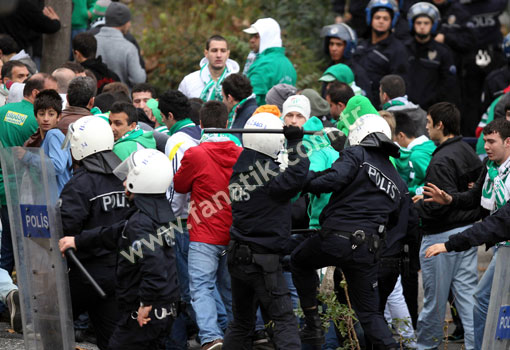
[0,100,38,205]
[72,0,96,29]
[303,117,340,229]
[113,128,157,161]
[476,95,501,156]
[247,47,296,106]
[394,135,436,196]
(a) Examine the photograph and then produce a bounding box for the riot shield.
[0,147,74,349]
[482,246,510,349]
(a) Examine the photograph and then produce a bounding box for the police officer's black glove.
[283,125,304,141]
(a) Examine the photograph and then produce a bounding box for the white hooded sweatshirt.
[178,57,240,100]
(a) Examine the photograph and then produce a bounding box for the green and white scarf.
[199,64,229,102]
[382,96,407,110]
[227,95,253,128]
[481,157,510,213]
[200,132,242,146]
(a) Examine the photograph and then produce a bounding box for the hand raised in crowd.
[411,194,423,203]
[283,125,304,141]
[43,6,60,21]
[423,182,452,205]
[425,243,447,258]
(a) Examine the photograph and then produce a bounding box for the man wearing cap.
[319,63,364,97]
[94,2,146,89]
[179,35,239,102]
[243,18,297,106]
[300,89,331,126]
[282,95,341,232]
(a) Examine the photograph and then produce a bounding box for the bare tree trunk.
[41,0,72,73]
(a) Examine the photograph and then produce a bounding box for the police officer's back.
[224,113,309,350]
[60,149,180,349]
[59,116,130,350]
[291,114,407,349]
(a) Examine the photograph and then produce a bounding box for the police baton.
[203,128,318,135]
[64,248,107,299]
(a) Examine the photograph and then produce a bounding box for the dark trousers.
[377,257,401,311]
[69,263,119,350]
[223,260,301,350]
[0,206,14,274]
[109,307,174,350]
[291,233,397,350]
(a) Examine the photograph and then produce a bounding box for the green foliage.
[132,0,334,93]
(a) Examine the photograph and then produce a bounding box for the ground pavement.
[0,247,492,349]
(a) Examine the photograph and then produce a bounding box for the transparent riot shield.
[0,147,74,349]
[482,246,510,349]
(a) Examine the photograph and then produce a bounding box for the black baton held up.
[203,128,318,135]
[65,248,107,299]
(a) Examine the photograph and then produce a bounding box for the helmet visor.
[113,153,136,181]
[61,123,75,150]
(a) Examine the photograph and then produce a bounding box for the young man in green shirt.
[109,101,156,161]
[393,111,436,196]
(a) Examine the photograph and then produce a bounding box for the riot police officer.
[481,34,510,113]
[405,2,458,109]
[59,116,131,350]
[223,113,309,350]
[291,115,407,349]
[353,0,409,107]
[60,148,180,349]
[320,23,371,100]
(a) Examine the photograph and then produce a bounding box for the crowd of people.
[0,0,509,349]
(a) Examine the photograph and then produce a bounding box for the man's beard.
[373,29,388,37]
[416,33,430,40]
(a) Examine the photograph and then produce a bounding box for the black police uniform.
[406,38,458,110]
[60,151,130,350]
[291,141,407,349]
[377,195,420,325]
[223,135,309,350]
[74,194,180,350]
[481,64,510,113]
[354,34,409,107]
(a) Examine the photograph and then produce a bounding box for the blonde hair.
[378,110,396,139]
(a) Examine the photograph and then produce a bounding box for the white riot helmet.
[113,149,173,194]
[243,113,285,159]
[62,115,114,160]
[348,114,392,146]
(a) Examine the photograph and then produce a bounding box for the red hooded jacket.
[173,140,242,245]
